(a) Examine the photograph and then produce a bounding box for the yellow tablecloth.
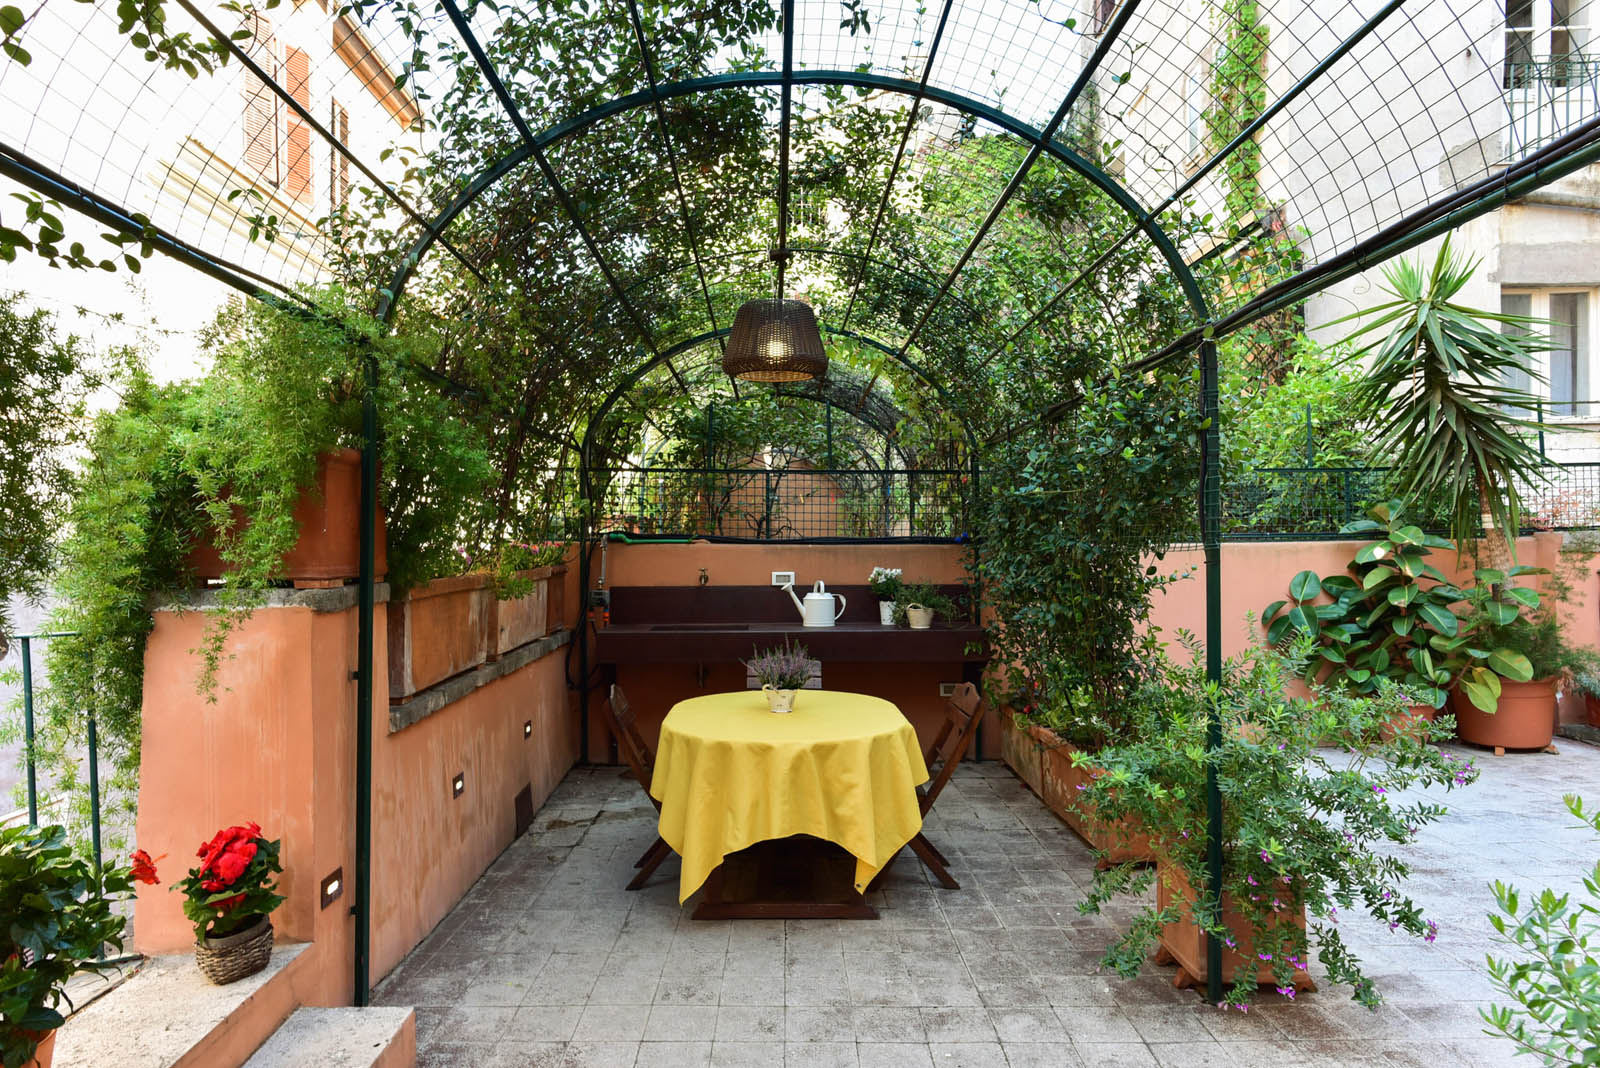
[649,690,930,904]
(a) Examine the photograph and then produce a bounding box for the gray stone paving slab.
[377,743,1600,1067]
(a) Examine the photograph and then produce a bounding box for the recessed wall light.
[320,868,343,909]
[452,772,465,798]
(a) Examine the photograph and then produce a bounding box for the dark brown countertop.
[593,620,988,664]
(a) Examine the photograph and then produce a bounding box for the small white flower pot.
[763,685,797,713]
[879,601,896,626]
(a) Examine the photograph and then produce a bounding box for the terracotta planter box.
[1452,678,1557,751]
[387,573,492,702]
[6,1030,54,1068]
[547,564,569,632]
[1031,726,1153,863]
[488,567,551,659]
[999,710,1043,796]
[1155,862,1314,993]
[187,448,387,585]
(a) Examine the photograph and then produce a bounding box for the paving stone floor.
[375,740,1600,1067]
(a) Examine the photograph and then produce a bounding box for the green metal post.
[1201,335,1224,1004]
[354,352,378,1007]
[87,705,103,959]
[20,637,36,826]
[1304,403,1315,465]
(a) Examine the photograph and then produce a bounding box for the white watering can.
[784,580,847,627]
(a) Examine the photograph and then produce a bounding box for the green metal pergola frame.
[9,0,1600,1013]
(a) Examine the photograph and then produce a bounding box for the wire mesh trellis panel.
[1221,462,1600,538]
[593,467,970,540]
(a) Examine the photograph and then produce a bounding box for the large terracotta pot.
[1452,678,1557,751]
[999,710,1043,797]
[1154,863,1314,993]
[487,567,551,659]
[5,1030,55,1068]
[387,573,492,702]
[1380,703,1438,743]
[187,448,387,584]
[1031,726,1154,864]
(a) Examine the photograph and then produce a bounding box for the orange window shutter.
[284,46,312,203]
[329,101,350,210]
[241,15,279,184]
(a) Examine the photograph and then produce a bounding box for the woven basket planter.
[195,916,273,985]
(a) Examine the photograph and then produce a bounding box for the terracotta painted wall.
[134,592,579,1005]
[1148,533,1600,721]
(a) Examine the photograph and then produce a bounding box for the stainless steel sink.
[648,623,749,631]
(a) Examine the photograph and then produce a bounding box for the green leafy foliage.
[976,371,1200,750]
[1077,636,1477,1008]
[0,295,105,641]
[1482,793,1600,1065]
[1330,237,1553,555]
[1261,499,1539,709]
[0,825,132,1066]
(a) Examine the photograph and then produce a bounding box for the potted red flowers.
[173,822,284,984]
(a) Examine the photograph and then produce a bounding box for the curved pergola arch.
[579,323,985,469]
[376,69,1212,334]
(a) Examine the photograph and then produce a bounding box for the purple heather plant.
[743,638,813,691]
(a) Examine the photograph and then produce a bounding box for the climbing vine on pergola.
[5,0,1599,1006]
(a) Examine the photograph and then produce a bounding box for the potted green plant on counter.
[1077,636,1475,1008]
[0,825,133,1068]
[744,638,814,713]
[868,567,903,626]
[899,582,957,630]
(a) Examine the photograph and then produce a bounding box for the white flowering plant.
[868,567,903,599]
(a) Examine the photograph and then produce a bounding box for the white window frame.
[1503,287,1599,422]
[1506,0,1590,86]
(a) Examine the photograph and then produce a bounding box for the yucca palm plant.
[1333,237,1552,567]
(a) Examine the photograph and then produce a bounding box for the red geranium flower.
[130,848,163,885]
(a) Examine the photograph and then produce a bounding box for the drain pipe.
[353,352,377,1006]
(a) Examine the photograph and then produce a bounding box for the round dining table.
[649,689,930,911]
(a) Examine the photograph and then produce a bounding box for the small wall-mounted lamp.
[320,868,343,909]
[452,771,465,798]
[523,720,533,740]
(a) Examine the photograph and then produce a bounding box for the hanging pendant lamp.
[722,297,828,382]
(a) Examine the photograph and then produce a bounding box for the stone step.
[242,1007,415,1068]
[55,943,310,1068]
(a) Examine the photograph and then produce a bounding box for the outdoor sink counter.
[592,583,987,664]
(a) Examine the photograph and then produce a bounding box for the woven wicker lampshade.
[722,298,828,382]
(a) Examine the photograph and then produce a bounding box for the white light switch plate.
[772,571,796,586]
[939,682,958,697]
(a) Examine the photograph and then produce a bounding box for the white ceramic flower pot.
[763,685,797,713]
[906,604,934,629]
[879,601,896,625]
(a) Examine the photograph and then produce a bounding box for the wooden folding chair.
[607,684,673,891]
[875,682,984,891]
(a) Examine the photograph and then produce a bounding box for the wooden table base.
[691,836,878,920]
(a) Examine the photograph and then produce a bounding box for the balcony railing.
[1506,56,1600,153]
